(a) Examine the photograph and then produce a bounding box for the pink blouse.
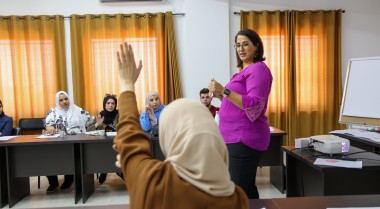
[219,62,272,151]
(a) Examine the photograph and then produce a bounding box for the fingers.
[112,144,121,168]
[116,51,121,65]
[128,44,133,63]
[137,60,143,71]
[115,154,121,168]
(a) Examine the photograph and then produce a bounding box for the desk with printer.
[282,57,380,197]
[283,143,380,197]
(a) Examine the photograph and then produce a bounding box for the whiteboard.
[340,56,380,126]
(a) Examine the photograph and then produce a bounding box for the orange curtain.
[241,10,343,145]
[70,12,182,115]
[0,15,67,126]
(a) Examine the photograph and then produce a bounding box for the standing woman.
[139,91,165,134]
[44,91,94,194]
[0,100,13,136]
[208,28,273,199]
[87,93,119,183]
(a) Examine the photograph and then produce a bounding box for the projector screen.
[339,56,380,126]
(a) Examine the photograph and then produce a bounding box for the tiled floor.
[5,167,285,208]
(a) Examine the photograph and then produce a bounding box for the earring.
[254,53,258,59]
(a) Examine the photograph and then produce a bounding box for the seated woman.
[88,93,119,184]
[113,42,248,209]
[139,91,165,135]
[44,91,93,194]
[0,100,13,136]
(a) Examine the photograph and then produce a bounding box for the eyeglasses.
[105,93,117,98]
[234,42,250,50]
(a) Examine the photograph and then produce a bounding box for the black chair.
[19,118,45,134]
[19,118,46,189]
[11,127,21,136]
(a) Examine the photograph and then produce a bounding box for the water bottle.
[215,111,220,126]
[56,119,66,137]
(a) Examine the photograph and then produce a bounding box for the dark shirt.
[0,115,13,136]
[209,105,220,118]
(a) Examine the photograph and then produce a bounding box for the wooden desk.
[24,195,380,209]
[0,147,7,208]
[283,146,380,197]
[271,195,380,209]
[0,135,82,208]
[78,135,121,203]
[261,128,287,193]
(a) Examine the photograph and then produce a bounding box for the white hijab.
[159,98,235,196]
[55,91,86,132]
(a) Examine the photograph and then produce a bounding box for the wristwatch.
[223,88,231,97]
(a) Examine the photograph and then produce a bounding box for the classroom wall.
[1,0,380,107]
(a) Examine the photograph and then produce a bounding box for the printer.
[310,135,350,154]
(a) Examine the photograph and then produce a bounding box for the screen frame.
[339,56,380,127]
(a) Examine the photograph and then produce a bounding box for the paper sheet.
[0,136,18,141]
[106,132,117,137]
[36,134,60,138]
[314,158,362,169]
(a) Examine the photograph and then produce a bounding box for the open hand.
[117,42,143,92]
[96,115,104,125]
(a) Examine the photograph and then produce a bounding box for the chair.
[11,127,21,136]
[19,118,46,135]
[19,118,46,189]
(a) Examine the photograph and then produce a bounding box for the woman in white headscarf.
[44,91,93,194]
[45,91,93,135]
[113,42,249,209]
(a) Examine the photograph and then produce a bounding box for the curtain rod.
[234,10,345,15]
[63,12,185,19]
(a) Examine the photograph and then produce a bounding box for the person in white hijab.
[45,91,92,135]
[113,42,249,209]
[44,91,93,194]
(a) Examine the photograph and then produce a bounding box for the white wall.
[2,0,380,105]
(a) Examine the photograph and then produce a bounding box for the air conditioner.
[100,0,164,3]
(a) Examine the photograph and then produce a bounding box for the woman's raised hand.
[117,42,143,92]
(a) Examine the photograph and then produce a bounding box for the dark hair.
[235,28,266,68]
[199,88,210,96]
[103,95,117,111]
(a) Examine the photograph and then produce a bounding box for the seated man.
[199,88,219,118]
